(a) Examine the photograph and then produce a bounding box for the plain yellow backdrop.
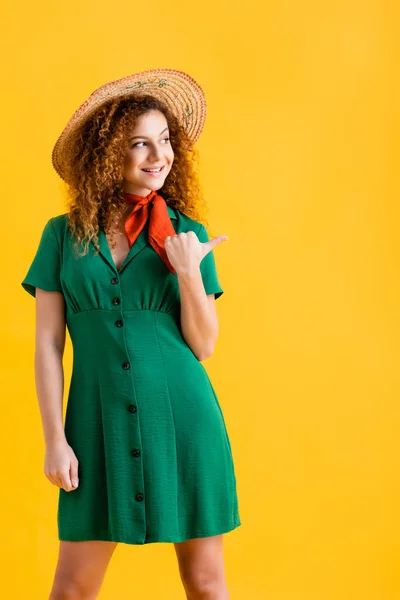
[3,0,399,598]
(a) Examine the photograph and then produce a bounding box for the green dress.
[21,206,241,545]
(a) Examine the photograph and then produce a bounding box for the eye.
[132,137,170,148]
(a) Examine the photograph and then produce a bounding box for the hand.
[164,230,228,275]
[44,439,79,492]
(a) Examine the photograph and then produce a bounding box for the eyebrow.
[129,126,169,142]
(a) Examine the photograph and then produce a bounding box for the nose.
[148,146,164,161]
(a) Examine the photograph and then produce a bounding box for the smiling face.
[123,109,175,196]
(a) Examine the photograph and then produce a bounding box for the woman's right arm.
[35,289,79,492]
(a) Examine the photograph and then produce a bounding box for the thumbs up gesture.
[164,230,228,276]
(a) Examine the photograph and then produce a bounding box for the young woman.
[22,68,241,599]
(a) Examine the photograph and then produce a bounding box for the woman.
[22,68,241,599]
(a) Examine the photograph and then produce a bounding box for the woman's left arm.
[165,229,228,361]
[178,268,218,361]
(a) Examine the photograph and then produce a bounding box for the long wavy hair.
[61,94,208,257]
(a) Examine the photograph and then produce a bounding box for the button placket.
[111,275,145,522]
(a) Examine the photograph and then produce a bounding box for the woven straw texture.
[51,68,207,183]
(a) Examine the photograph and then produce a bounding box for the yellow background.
[3,0,399,598]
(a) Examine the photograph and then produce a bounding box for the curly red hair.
[61,94,209,257]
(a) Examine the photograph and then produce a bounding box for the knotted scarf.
[123,189,177,274]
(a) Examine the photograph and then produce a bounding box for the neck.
[123,187,154,197]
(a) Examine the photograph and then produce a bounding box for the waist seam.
[67,308,175,320]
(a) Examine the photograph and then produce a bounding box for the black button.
[112,297,120,305]
[116,320,123,327]
[128,405,136,413]
[135,493,144,502]
[132,449,141,457]
[111,277,119,285]
[123,362,130,370]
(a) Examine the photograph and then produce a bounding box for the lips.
[141,165,165,173]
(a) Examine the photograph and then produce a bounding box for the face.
[123,109,174,196]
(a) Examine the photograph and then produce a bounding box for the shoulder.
[49,212,69,229]
[171,207,205,235]
[47,212,70,242]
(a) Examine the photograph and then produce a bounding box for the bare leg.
[174,535,229,600]
[49,540,118,600]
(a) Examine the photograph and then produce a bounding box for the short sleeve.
[21,218,62,298]
[196,224,224,300]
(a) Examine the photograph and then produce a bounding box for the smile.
[141,165,166,175]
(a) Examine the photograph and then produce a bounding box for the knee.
[49,580,96,600]
[181,570,225,598]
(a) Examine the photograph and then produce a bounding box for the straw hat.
[51,68,207,184]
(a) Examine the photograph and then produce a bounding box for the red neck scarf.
[123,189,177,274]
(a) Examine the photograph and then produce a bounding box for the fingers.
[70,460,79,490]
[202,235,229,255]
[165,231,194,242]
[60,468,74,492]
[45,471,58,487]
[45,461,79,492]
[46,470,64,489]
[165,231,229,252]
